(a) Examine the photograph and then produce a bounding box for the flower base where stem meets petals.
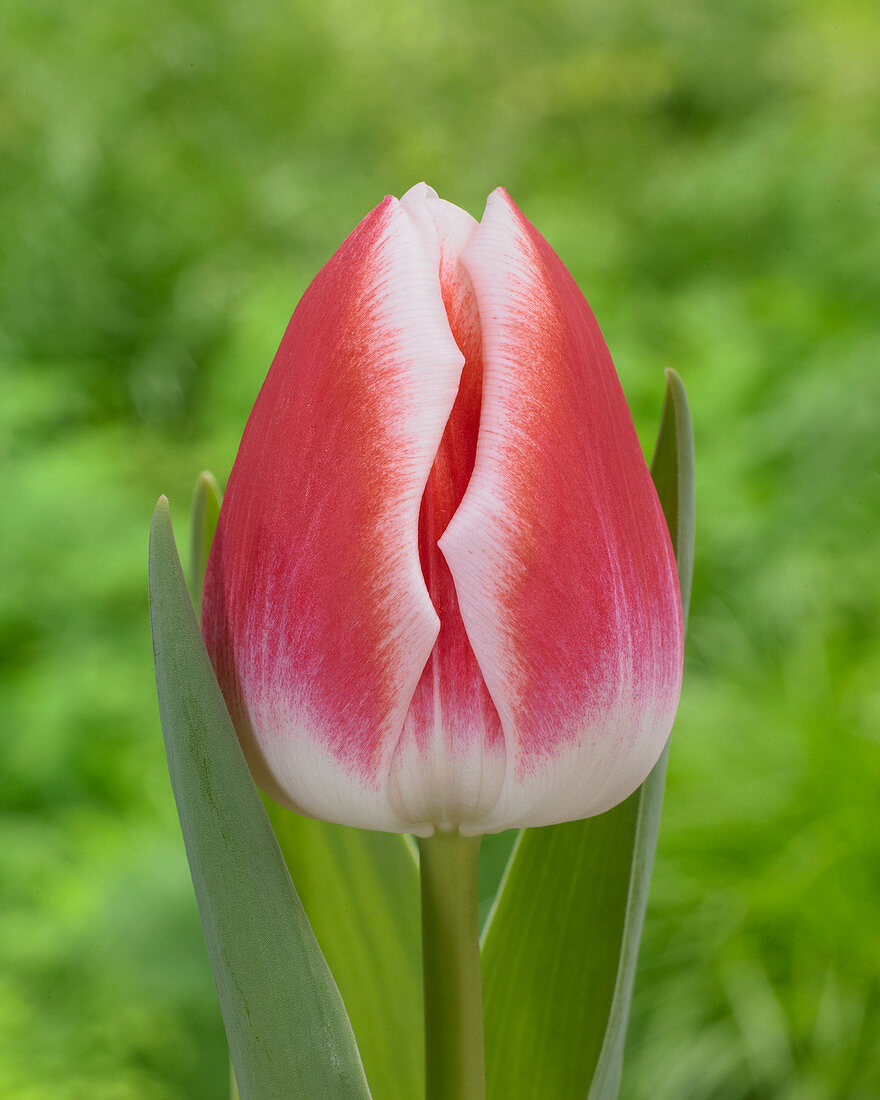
[418,832,485,1100]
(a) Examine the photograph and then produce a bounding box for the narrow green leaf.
[587,368,694,1099]
[649,369,695,626]
[481,369,695,1100]
[268,810,424,1100]
[186,470,241,1100]
[189,470,222,617]
[149,497,371,1100]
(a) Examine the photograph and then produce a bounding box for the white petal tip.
[401,182,439,206]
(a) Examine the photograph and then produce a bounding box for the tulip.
[202,183,683,837]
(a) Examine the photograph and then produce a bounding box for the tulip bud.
[202,184,683,836]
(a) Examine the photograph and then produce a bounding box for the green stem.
[418,832,485,1100]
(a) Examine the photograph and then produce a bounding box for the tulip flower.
[201,183,683,837]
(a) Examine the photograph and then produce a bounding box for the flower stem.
[418,832,485,1100]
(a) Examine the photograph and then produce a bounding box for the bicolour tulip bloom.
[202,183,683,836]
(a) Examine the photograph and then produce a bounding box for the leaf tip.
[663,367,686,399]
[195,470,221,494]
[149,496,176,570]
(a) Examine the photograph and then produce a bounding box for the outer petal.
[441,188,684,832]
[202,195,466,833]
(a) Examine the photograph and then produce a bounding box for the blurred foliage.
[1,0,879,1096]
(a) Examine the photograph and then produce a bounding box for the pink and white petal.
[442,188,684,833]
[390,184,506,831]
[202,195,466,833]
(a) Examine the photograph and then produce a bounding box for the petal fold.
[390,185,506,831]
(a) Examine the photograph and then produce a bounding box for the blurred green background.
[2,0,879,1096]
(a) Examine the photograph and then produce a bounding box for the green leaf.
[189,470,222,618]
[149,497,372,1100]
[649,369,695,627]
[481,369,695,1100]
[586,369,694,1100]
[268,810,424,1100]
